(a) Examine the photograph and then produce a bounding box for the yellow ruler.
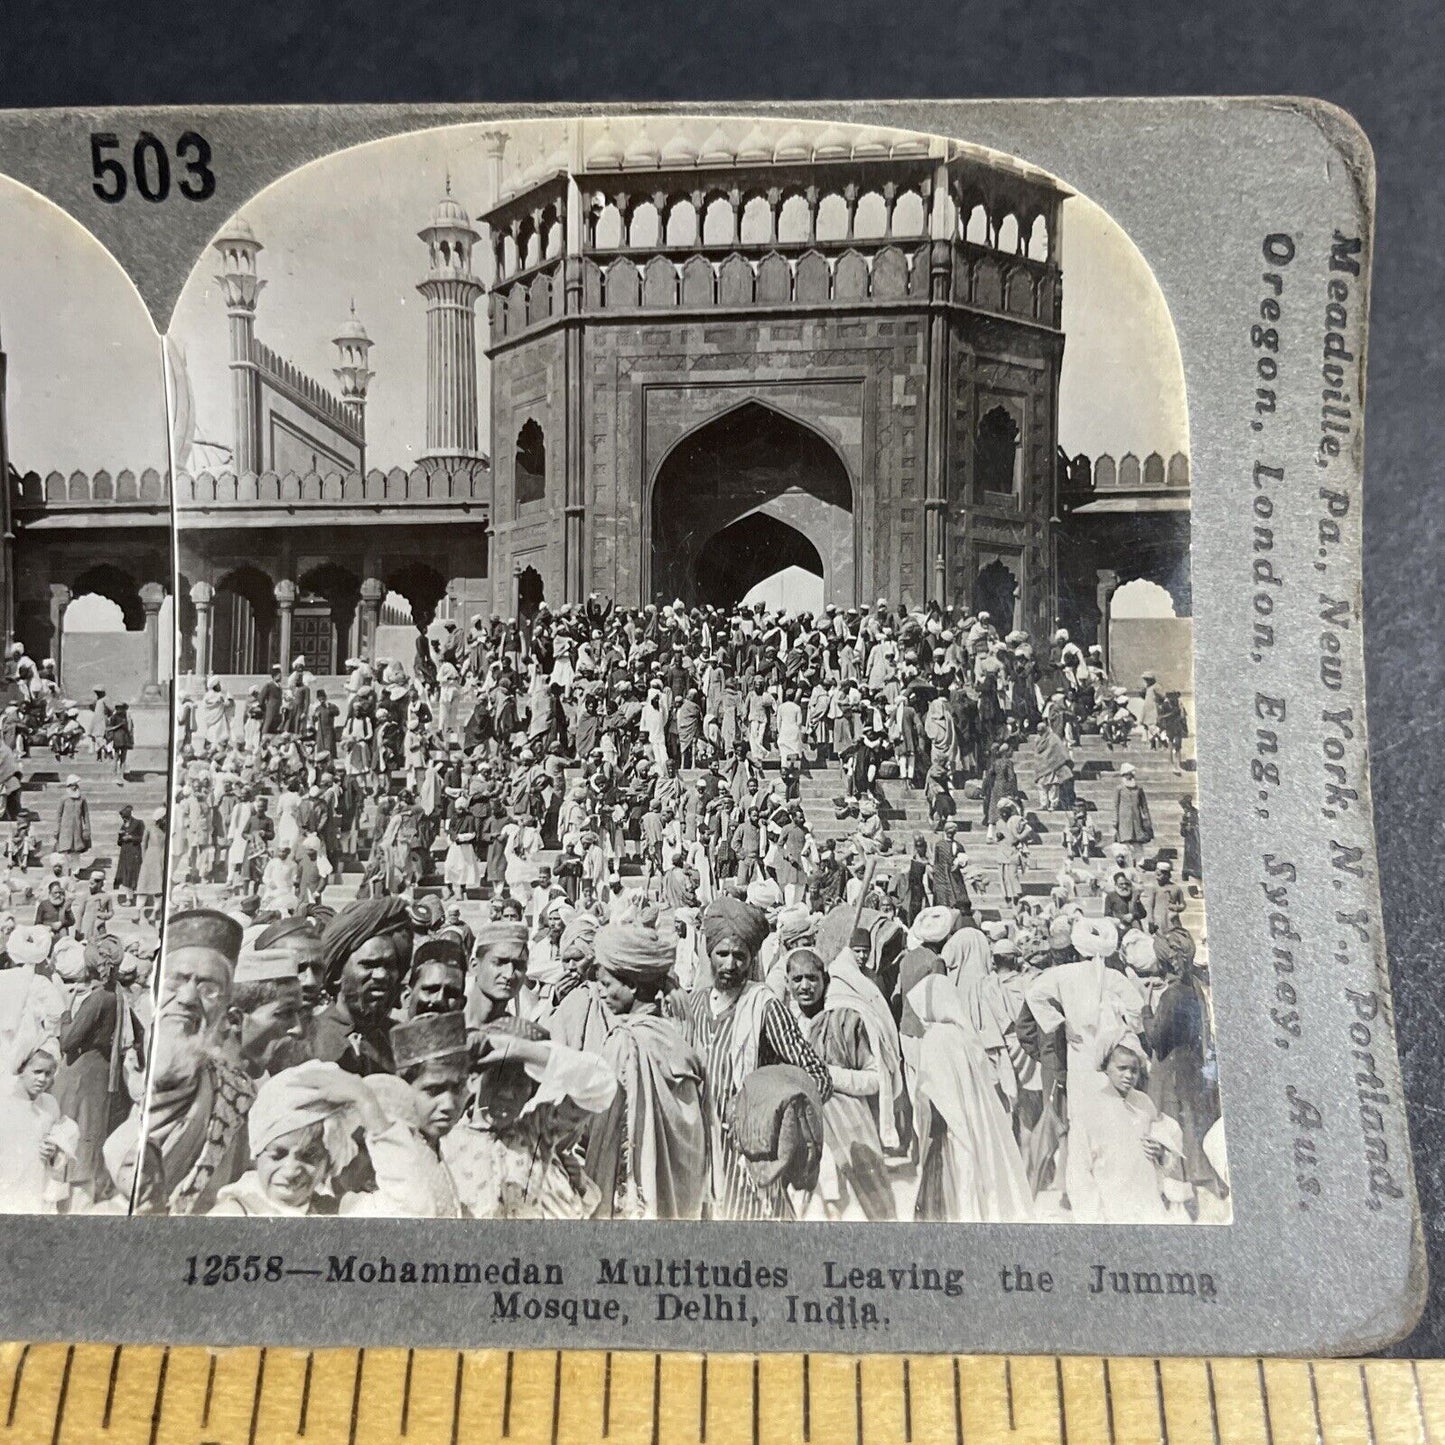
[0,1344,1438,1445]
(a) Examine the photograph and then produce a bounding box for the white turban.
[246,1061,367,1182]
[1072,917,1120,960]
[911,907,955,946]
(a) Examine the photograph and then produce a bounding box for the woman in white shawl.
[258,843,300,918]
[1065,1023,1188,1224]
[908,975,1034,1222]
[786,946,903,1220]
[0,1032,78,1213]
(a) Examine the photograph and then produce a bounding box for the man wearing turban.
[552,923,708,1220]
[682,896,833,1219]
[311,899,414,1076]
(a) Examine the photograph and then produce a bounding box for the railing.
[175,464,490,508]
[9,467,170,509]
[1058,449,1191,506]
[487,237,1059,343]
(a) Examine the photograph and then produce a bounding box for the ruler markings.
[398,1348,411,1438]
[201,1350,216,1428]
[146,1347,168,1445]
[1413,1360,1433,1445]
[297,1351,314,1437]
[247,1346,267,1445]
[5,1343,28,1428]
[645,1353,657,1445]
[699,1353,708,1443]
[1056,1356,1068,1445]
[101,1343,121,1430]
[953,1356,964,1445]
[450,1351,464,1445]
[46,1345,71,1445]
[550,1350,562,1445]
[1361,1363,1378,1445]
[1104,1358,1116,1445]
[803,1353,812,1443]
[502,1348,515,1437]
[11,1349,1445,1443]
[752,1354,760,1445]
[603,1350,612,1437]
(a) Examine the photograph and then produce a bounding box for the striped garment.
[683,987,833,1220]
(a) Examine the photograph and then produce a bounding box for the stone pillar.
[47,584,70,684]
[273,579,297,670]
[138,581,167,703]
[922,239,953,608]
[358,577,386,661]
[189,581,214,679]
[1096,568,1120,677]
[562,254,586,604]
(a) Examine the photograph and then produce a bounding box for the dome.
[622,122,661,171]
[735,123,774,165]
[660,128,699,167]
[772,126,812,163]
[851,129,890,159]
[213,216,260,249]
[427,195,475,231]
[585,120,625,171]
[334,309,370,344]
[812,124,854,161]
[697,124,734,167]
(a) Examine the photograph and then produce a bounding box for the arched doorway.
[694,511,825,612]
[212,566,276,674]
[650,401,853,606]
[296,564,362,675]
[517,566,544,621]
[386,562,449,632]
[974,557,1018,633]
[70,564,144,631]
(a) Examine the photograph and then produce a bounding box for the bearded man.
[137,908,253,1215]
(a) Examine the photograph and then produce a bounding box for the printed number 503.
[184,1254,285,1285]
[90,131,215,203]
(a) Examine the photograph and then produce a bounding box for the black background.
[2,0,1442,1354]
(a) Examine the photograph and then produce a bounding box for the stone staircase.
[3,748,168,929]
[271,729,1204,943]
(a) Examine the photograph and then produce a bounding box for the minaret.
[417,183,484,473]
[332,301,375,472]
[212,218,265,473]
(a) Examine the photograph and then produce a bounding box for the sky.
[0,176,167,474]
[166,116,1189,473]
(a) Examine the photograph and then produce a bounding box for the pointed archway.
[694,512,825,610]
[650,401,853,606]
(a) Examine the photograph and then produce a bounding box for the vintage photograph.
[147,114,1221,1225]
[0,175,171,1213]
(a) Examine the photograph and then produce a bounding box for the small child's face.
[474,1062,535,1132]
[256,1123,330,1209]
[408,1058,470,1142]
[1104,1046,1142,1098]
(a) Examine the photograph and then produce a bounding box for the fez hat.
[231,948,298,987]
[411,934,467,975]
[390,1011,468,1072]
[166,908,244,967]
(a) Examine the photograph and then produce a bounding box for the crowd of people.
[0,641,162,1212]
[102,592,1224,1225]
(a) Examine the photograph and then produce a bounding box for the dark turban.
[730,1064,825,1192]
[1153,926,1198,975]
[319,897,413,989]
[593,923,675,984]
[700,896,770,957]
[84,934,126,975]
